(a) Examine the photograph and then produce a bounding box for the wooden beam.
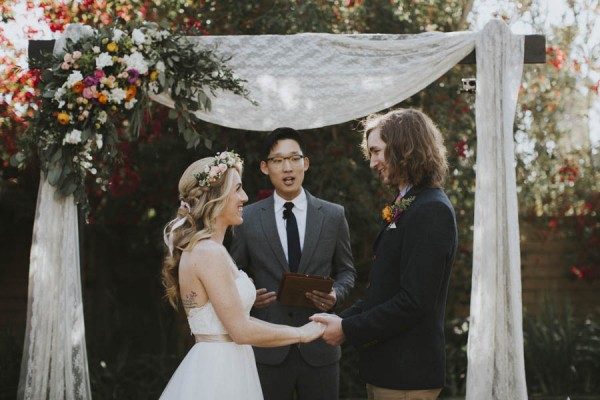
[29,34,546,69]
[459,34,546,64]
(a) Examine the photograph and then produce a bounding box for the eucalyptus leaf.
[47,164,63,185]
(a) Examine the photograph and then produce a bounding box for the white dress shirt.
[273,189,307,263]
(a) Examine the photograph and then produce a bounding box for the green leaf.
[47,164,63,186]
[50,148,63,163]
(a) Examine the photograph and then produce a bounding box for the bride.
[159,151,324,399]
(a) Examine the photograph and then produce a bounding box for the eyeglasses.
[266,155,305,168]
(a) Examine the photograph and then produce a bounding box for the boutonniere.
[382,195,415,228]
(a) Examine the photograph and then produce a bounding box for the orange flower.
[57,112,70,125]
[72,81,84,94]
[98,94,108,104]
[106,41,118,52]
[381,206,393,223]
[125,85,137,101]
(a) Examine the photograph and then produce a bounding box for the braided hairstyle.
[162,156,243,309]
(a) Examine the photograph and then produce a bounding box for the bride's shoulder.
[190,239,228,259]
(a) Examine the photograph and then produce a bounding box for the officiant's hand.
[253,288,277,308]
[310,313,345,345]
[306,288,336,312]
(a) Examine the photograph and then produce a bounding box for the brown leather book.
[277,272,335,309]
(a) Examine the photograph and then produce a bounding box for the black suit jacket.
[341,186,457,390]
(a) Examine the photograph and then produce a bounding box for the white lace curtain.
[20,19,527,399]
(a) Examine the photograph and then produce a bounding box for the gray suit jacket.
[230,190,355,366]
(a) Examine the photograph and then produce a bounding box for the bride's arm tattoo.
[182,291,198,309]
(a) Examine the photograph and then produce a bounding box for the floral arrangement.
[382,195,415,224]
[194,151,243,187]
[16,21,251,209]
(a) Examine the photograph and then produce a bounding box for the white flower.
[109,87,126,104]
[96,52,114,69]
[123,52,149,74]
[54,87,66,101]
[132,28,146,45]
[95,134,103,150]
[148,81,160,94]
[66,71,84,87]
[124,98,138,110]
[113,29,125,42]
[63,129,82,145]
[97,111,108,124]
[92,46,101,54]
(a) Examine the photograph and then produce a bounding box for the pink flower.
[72,51,82,60]
[218,163,228,172]
[94,70,106,79]
[63,53,73,63]
[61,62,70,70]
[83,86,98,99]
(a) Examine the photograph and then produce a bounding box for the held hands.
[298,321,326,343]
[310,313,346,346]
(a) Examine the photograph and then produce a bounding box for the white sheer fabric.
[21,20,528,400]
[151,31,477,131]
[18,175,91,400]
[467,20,528,400]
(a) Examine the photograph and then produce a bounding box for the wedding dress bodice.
[187,270,256,335]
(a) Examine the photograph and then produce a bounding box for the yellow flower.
[106,41,118,52]
[150,70,159,81]
[57,112,70,125]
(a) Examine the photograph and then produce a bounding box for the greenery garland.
[16,21,252,209]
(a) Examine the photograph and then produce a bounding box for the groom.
[312,108,458,400]
[230,127,356,400]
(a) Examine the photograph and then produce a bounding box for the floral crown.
[193,151,243,188]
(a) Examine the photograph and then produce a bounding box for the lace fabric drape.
[20,20,527,399]
[150,31,477,131]
[18,175,91,400]
[467,20,528,399]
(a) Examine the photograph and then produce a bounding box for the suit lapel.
[372,186,424,252]
[259,196,289,271]
[298,191,324,273]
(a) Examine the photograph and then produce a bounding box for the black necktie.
[283,202,301,272]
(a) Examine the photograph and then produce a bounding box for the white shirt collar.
[274,189,307,212]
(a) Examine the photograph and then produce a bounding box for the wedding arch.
[21,19,543,400]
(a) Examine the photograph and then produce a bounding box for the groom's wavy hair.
[162,157,243,309]
[361,108,448,188]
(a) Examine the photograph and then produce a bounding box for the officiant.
[230,127,356,400]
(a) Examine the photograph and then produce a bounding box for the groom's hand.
[310,313,345,345]
[254,288,277,308]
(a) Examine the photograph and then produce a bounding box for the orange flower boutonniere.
[382,196,415,224]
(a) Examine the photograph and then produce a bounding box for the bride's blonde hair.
[162,153,243,309]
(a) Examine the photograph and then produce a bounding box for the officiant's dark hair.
[263,127,306,159]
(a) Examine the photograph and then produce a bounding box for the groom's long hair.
[361,108,448,188]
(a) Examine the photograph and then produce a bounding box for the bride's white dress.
[160,270,263,399]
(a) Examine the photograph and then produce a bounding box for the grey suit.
[230,190,355,399]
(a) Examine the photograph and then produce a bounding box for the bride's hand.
[298,321,325,343]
